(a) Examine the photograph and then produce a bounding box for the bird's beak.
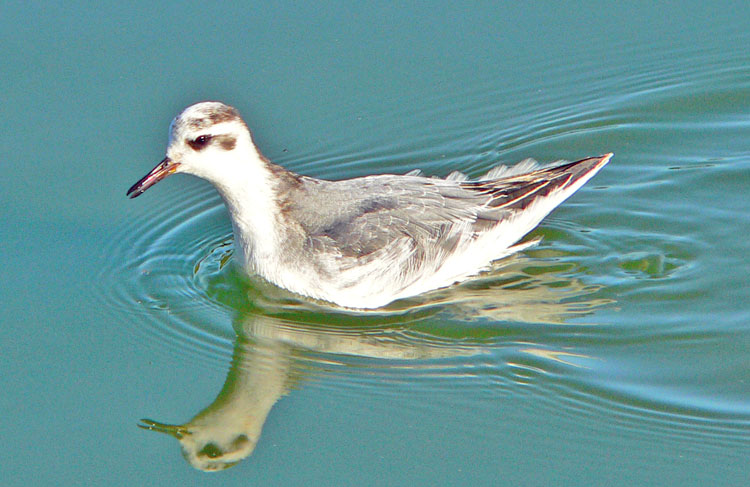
[127,157,180,198]
[137,418,189,439]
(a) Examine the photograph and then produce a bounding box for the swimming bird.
[127,101,611,309]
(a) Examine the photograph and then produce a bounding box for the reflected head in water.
[138,331,291,472]
[138,419,251,471]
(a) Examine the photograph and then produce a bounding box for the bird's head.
[127,101,258,198]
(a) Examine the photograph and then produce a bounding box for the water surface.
[2,2,749,485]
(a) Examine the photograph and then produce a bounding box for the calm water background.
[2,1,749,485]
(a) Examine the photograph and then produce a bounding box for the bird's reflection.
[138,311,480,471]
[138,254,611,471]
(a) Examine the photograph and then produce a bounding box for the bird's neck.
[210,145,284,273]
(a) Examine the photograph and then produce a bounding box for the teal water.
[3,2,750,485]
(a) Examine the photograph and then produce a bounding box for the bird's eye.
[188,135,212,151]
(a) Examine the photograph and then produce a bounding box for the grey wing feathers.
[283,156,605,264]
[295,177,478,261]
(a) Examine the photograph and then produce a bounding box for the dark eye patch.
[187,134,236,151]
[215,135,237,150]
[230,434,250,450]
[188,134,212,151]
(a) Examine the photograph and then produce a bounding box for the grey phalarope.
[128,101,612,309]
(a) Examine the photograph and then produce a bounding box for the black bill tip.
[127,157,178,199]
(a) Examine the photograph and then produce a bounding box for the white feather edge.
[406,158,564,182]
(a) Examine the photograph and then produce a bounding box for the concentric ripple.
[99,181,238,367]
[99,39,750,463]
[99,167,748,452]
[100,165,615,368]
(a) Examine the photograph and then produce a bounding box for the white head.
[127,101,263,198]
[138,416,258,472]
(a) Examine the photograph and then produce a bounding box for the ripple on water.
[100,38,750,465]
[100,177,748,456]
[100,182,237,368]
